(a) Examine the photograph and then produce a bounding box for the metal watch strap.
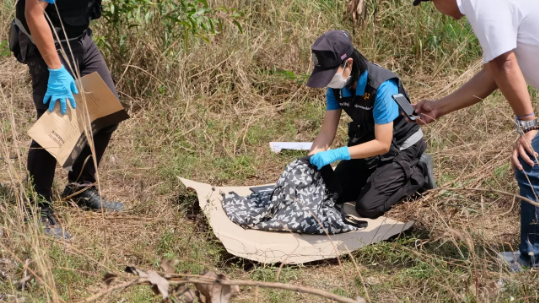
[524,125,539,133]
[515,118,538,135]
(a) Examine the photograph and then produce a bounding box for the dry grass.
[1,0,538,302]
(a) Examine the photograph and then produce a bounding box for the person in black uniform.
[13,0,124,239]
[307,30,436,218]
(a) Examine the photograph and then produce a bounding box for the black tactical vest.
[16,0,102,41]
[332,63,420,165]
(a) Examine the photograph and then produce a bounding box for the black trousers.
[22,30,118,202]
[335,139,427,219]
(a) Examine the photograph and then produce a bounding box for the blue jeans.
[515,133,539,266]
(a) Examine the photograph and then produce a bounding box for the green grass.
[0,0,537,301]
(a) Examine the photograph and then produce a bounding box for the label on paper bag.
[28,72,129,169]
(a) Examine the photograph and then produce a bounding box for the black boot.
[37,206,71,240]
[419,153,436,190]
[62,185,124,212]
[25,191,71,240]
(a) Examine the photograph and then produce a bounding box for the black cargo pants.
[335,139,427,218]
[20,29,118,202]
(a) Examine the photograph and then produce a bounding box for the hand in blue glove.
[44,65,78,115]
[309,147,351,170]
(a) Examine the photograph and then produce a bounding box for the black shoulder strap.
[397,80,412,101]
[331,88,342,102]
[340,202,369,229]
[366,62,399,89]
[343,215,369,229]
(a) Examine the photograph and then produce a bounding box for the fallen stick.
[438,187,539,208]
[187,278,366,303]
[17,259,31,291]
[81,278,142,302]
[80,276,366,303]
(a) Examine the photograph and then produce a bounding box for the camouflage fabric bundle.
[221,157,358,234]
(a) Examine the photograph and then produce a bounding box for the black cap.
[307,30,354,88]
[413,0,431,6]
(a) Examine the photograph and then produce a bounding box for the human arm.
[429,0,535,169]
[309,109,341,155]
[348,122,393,158]
[309,122,394,169]
[26,0,61,69]
[414,0,520,123]
[309,89,342,155]
[348,79,397,158]
[25,0,78,114]
[487,51,537,169]
[487,51,533,118]
[413,67,497,124]
[470,0,538,169]
[413,53,536,169]
[310,79,397,169]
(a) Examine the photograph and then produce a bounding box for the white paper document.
[269,142,313,153]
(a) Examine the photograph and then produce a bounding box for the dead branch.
[439,187,539,207]
[15,259,32,291]
[80,278,143,302]
[81,275,366,303]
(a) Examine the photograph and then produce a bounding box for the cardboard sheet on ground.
[179,177,414,264]
[28,72,129,170]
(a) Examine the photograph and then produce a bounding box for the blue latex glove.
[310,147,351,170]
[42,0,55,3]
[44,65,78,114]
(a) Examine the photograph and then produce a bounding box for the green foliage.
[99,0,242,53]
[0,40,11,57]
[251,266,300,283]
[357,0,481,73]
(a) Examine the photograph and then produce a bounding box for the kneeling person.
[306,30,435,218]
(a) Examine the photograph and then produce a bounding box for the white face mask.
[327,72,350,89]
[327,62,350,89]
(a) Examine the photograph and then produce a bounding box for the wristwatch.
[515,118,538,135]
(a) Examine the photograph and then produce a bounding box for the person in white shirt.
[412,0,539,270]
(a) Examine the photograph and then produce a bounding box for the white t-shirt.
[458,0,539,89]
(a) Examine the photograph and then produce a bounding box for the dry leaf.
[148,271,170,299]
[16,260,32,291]
[344,0,364,23]
[160,260,177,277]
[183,288,195,303]
[126,266,150,278]
[125,266,170,299]
[15,274,33,291]
[469,280,501,301]
[125,266,139,275]
[102,272,117,286]
[174,285,195,303]
[356,296,367,303]
[195,272,240,303]
[364,276,381,285]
